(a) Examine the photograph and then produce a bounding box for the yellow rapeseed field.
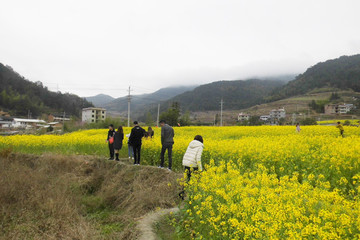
[1,125,360,238]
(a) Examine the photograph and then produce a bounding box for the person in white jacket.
[182,135,204,180]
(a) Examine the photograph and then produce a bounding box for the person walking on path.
[129,121,146,165]
[296,123,301,133]
[114,126,124,161]
[126,133,134,160]
[106,124,115,160]
[182,135,204,181]
[159,120,175,171]
[336,121,345,137]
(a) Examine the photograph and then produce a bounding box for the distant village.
[237,103,355,124]
[0,102,356,133]
[0,107,107,134]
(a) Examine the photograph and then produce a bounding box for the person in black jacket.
[129,121,146,165]
[114,126,124,161]
[106,124,115,160]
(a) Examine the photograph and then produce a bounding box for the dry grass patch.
[0,150,181,240]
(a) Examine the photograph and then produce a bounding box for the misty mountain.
[85,94,115,107]
[0,63,93,118]
[155,79,286,112]
[267,54,360,101]
[104,85,197,113]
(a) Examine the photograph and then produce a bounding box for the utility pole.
[156,103,160,127]
[62,111,66,132]
[127,86,131,127]
[220,98,224,127]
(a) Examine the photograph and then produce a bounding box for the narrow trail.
[137,207,180,240]
[114,157,182,239]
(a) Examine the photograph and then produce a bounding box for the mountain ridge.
[0,63,93,118]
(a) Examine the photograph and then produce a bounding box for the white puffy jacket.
[182,140,204,171]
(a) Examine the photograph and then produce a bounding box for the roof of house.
[13,118,46,123]
[82,107,106,111]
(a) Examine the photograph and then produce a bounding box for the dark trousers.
[133,143,142,164]
[340,130,344,137]
[108,143,114,158]
[179,166,199,200]
[185,166,198,181]
[160,144,173,169]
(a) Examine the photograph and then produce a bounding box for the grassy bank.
[0,150,181,239]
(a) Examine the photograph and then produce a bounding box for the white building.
[325,103,354,115]
[0,117,13,128]
[270,108,286,120]
[338,104,354,114]
[260,115,271,121]
[12,118,47,128]
[238,112,251,121]
[82,107,106,123]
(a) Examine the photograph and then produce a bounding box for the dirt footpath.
[137,207,179,240]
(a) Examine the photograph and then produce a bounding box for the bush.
[300,118,318,125]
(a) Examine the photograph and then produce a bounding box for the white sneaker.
[167,168,172,171]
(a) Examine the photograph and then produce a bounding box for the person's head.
[194,135,203,143]
[148,126,152,131]
[109,124,114,130]
[117,126,123,133]
[133,121,138,126]
[337,121,341,124]
[296,123,299,126]
[159,120,165,127]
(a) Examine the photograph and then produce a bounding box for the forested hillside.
[85,94,114,107]
[162,79,286,111]
[0,63,93,118]
[104,85,197,112]
[268,54,360,101]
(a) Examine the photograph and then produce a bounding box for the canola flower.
[1,125,360,238]
[317,119,360,125]
[180,162,360,239]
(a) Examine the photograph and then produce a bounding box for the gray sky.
[1,0,360,98]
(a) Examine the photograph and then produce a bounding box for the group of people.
[106,120,204,176]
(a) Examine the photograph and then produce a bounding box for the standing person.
[159,120,175,170]
[129,121,146,165]
[114,126,124,161]
[126,133,134,160]
[147,126,154,138]
[296,123,301,133]
[106,124,115,160]
[336,121,345,137]
[182,135,204,181]
[179,135,204,200]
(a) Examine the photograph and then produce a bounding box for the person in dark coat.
[114,126,124,161]
[106,124,115,160]
[159,120,175,170]
[128,121,146,165]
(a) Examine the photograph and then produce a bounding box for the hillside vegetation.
[268,54,360,101]
[0,63,93,118]
[160,79,286,112]
[85,94,115,107]
[104,86,197,113]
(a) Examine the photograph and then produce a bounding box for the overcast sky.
[1,0,360,98]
